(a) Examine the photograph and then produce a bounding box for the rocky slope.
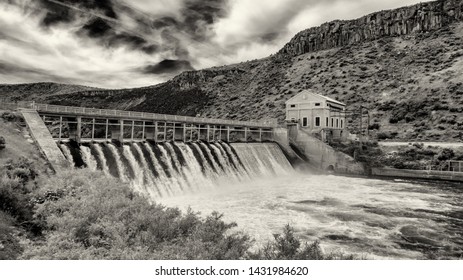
[279,0,463,56]
[1,0,463,141]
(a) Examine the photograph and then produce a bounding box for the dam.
[59,141,293,199]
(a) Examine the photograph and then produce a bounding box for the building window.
[315,103,321,106]
[341,120,343,128]
[290,104,296,108]
[302,117,308,127]
[331,118,334,128]
[326,117,329,127]
[336,119,339,128]
[315,117,320,127]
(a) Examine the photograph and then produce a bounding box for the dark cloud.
[142,59,194,75]
[181,0,229,40]
[82,18,112,37]
[39,0,117,27]
[79,17,157,55]
[39,0,75,26]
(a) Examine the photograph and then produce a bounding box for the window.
[290,104,296,108]
[336,119,339,128]
[315,117,320,127]
[326,117,329,127]
[331,118,334,127]
[341,120,343,128]
[315,103,321,107]
[302,117,308,127]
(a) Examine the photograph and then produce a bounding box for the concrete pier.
[20,109,69,172]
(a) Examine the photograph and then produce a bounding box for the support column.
[142,121,145,140]
[259,128,262,142]
[58,116,62,141]
[244,127,248,142]
[227,126,230,142]
[119,119,124,142]
[206,125,210,142]
[164,123,167,141]
[154,121,158,141]
[105,119,109,141]
[183,123,187,142]
[91,118,95,141]
[76,116,82,143]
[131,120,135,141]
[190,125,194,142]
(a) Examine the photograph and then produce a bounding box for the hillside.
[1,0,463,141]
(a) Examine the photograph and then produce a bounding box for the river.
[161,173,463,259]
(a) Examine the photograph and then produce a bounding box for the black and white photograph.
[0,0,462,277]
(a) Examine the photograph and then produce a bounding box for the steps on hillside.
[20,109,69,172]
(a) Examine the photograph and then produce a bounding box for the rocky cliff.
[279,0,463,57]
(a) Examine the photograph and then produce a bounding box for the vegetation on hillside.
[380,143,463,170]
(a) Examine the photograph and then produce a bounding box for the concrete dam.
[2,101,363,199]
[59,141,293,199]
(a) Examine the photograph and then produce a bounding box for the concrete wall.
[371,167,463,182]
[273,128,313,168]
[20,109,69,172]
[276,126,365,174]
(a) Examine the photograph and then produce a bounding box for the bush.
[0,136,5,149]
[0,211,23,260]
[368,123,380,130]
[24,170,252,260]
[437,148,455,161]
[0,157,39,234]
[250,225,357,260]
[1,112,16,122]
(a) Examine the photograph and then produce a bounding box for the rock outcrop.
[279,0,463,57]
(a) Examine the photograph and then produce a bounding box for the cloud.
[0,0,426,88]
[142,59,194,75]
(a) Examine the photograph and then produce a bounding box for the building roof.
[285,90,346,106]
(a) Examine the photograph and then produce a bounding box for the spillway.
[58,141,293,200]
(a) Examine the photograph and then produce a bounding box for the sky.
[0,0,425,89]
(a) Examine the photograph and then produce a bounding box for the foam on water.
[160,174,463,259]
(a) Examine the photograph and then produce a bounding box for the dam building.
[285,90,347,142]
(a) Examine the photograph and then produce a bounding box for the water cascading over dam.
[59,141,293,200]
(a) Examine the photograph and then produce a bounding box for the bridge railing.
[2,101,275,128]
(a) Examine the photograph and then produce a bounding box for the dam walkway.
[2,101,276,143]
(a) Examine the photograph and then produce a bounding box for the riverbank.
[371,167,463,183]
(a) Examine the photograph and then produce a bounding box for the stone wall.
[279,0,463,57]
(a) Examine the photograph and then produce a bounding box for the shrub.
[0,136,5,149]
[0,211,23,260]
[24,170,252,260]
[250,225,357,260]
[0,157,39,234]
[368,123,380,130]
[437,148,455,161]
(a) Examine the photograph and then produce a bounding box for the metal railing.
[427,161,463,173]
[0,101,276,128]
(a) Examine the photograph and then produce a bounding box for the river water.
[161,173,463,259]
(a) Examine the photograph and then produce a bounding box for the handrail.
[2,101,276,128]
